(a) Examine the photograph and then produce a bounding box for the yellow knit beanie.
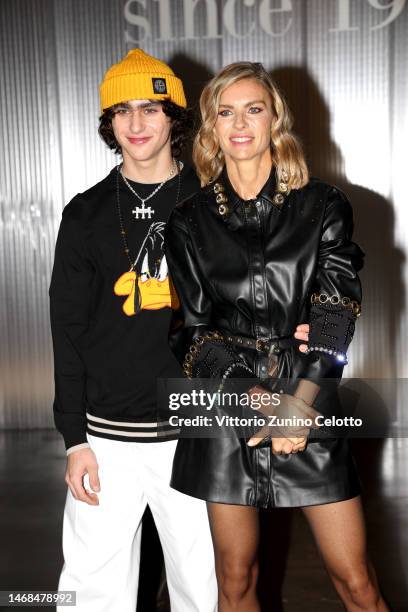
[99,49,186,112]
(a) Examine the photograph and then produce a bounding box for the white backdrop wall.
[1,0,407,427]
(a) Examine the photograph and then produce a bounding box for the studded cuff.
[306,294,361,364]
[182,330,255,380]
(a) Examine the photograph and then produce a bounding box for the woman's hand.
[271,436,307,455]
[294,323,309,353]
[246,386,320,453]
[249,433,307,455]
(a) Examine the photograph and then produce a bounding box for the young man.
[50,49,217,612]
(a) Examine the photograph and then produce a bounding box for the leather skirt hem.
[170,482,362,509]
[170,437,362,509]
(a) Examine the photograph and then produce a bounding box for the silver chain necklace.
[116,161,182,271]
[120,160,179,219]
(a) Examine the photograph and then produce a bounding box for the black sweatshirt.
[49,165,199,450]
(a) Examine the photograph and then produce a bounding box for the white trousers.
[58,435,217,612]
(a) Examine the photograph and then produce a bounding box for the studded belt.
[223,332,293,354]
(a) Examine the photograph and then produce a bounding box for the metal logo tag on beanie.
[152,78,167,94]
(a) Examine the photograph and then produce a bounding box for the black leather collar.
[205,166,283,230]
[220,165,278,207]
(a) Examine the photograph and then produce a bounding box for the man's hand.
[294,323,309,352]
[65,448,100,506]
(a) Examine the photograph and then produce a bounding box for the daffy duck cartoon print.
[114,221,179,316]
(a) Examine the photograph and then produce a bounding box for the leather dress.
[164,169,364,508]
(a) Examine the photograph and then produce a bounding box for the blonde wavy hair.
[193,62,309,189]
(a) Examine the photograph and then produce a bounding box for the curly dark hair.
[98,100,193,159]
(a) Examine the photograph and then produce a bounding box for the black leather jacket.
[164,169,364,507]
[165,169,363,388]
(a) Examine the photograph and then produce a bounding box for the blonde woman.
[165,62,388,612]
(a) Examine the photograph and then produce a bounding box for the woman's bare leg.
[302,496,389,611]
[207,502,260,611]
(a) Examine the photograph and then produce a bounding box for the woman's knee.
[334,566,380,608]
[217,556,258,604]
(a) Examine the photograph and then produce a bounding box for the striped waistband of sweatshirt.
[86,412,179,442]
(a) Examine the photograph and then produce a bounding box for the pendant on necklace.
[132,201,155,220]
